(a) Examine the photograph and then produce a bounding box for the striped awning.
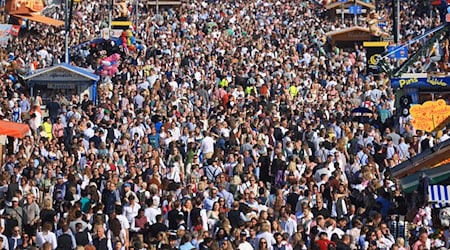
[428,185,450,208]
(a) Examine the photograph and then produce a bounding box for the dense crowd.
[0,0,448,249]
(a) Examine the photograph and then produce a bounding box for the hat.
[124,182,132,188]
[240,230,249,237]
[358,123,364,129]
[56,174,64,179]
[11,197,19,202]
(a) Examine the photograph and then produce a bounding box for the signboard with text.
[391,76,450,89]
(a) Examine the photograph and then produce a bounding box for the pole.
[136,0,139,30]
[396,0,400,43]
[341,3,344,25]
[393,0,400,43]
[109,0,113,30]
[64,0,69,64]
[156,0,159,15]
[354,9,357,25]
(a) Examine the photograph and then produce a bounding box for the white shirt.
[238,241,253,250]
[116,214,130,230]
[37,231,57,250]
[124,203,141,224]
[200,136,215,155]
[144,206,161,225]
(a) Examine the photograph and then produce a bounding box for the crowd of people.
[0,0,448,249]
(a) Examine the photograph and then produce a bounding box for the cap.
[240,230,249,237]
[11,197,19,202]
[124,182,132,188]
[56,174,63,179]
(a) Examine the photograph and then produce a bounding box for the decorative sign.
[410,99,450,132]
[15,0,44,12]
[9,25,20,36]
[364,41,388,75]
[349,5,362,15]
[391,76,449,89]
[0,24,12,47]
[387,46,408,59]
[47,83,76,89]
[33,67,92,82]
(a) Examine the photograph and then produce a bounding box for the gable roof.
[325,26,371,37]
[23,63,99,81]
[325,0,375,10]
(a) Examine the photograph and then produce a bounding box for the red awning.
[0,120,30,138]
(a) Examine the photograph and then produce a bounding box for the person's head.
[259,238,268,249]
[274,232,283,244]
[419,231,428,243]
[13,226,20,236]
[319,232,328,240]
[11,196,19,207]
[76,223,83,232]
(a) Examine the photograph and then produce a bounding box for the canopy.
[0,120,30,138]
[12,13,64,27]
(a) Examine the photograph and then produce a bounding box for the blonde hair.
[43,198,53,209]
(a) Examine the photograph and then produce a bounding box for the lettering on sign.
[426,76,447,87]
[398,77,448,88]
[399,78,418,88]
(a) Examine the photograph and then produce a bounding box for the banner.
[9,25,20,36]
[410,99,450,132]
[0,25,12,47]
[391,75,450,89]
[363,41,388,75]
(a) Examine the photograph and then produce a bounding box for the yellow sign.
[369,54,380,65]
[410,99,450,132]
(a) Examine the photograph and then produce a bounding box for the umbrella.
[351,107,373,123]
[351,107,373,116]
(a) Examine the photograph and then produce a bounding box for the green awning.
[401,163,450,193]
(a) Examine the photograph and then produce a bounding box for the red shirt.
[315,239,336,250]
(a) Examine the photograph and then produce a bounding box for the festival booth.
[391,100,450,192]
[23,63,99,103]
[0,120,30,166]
[325,0,375,20]
[391,73,450,104]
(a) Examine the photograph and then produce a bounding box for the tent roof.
[23,63,99,81]
[325,0,375,10]
[0,120,30,138]
[325,26,371,37]
[12,13,64,27]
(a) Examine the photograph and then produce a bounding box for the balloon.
[447,6,450,13]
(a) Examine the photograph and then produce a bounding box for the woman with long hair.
[259,238,270,250]
[207,202,220,232]
[108,218,127,250]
